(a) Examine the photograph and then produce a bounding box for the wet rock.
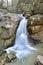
[0,52,16,65]
[35,55,43,65]
[4,52,16,63]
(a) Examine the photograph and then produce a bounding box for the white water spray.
[5,14,37,59]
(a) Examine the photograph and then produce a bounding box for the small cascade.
[5,14,37,59]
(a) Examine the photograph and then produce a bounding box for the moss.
[0,18,2,22]
[0,27,6,35]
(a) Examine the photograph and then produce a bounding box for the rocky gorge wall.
[0,0,43,49]
[0,9,21,50]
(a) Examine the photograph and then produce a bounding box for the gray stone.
[4,52,16,63]
[35,55,43,65]
[0,11,21,49]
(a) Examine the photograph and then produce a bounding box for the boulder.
[5,53,16,62]
[0,52,16,65]
[35,55,43,65]
[30,14,43,25]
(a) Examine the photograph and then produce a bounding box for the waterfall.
[5,14,37,59]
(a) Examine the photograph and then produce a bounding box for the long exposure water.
[5,14,37,59]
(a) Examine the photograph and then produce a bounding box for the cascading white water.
[5,14,37,59]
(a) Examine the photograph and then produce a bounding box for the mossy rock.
[0,28,3,34]
[0,17,2,22]
[0,27,5,35]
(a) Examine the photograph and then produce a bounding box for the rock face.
[29,14,43,25]
[0,10,20,49]
[27,14,43,34]
[3,52,16,63]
